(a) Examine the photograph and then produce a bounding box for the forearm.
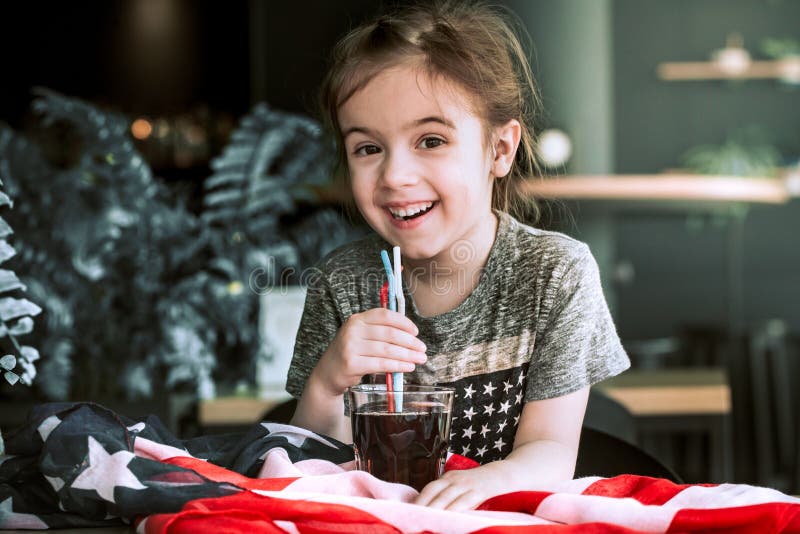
[482,439,577,492]
[289,372,352,442]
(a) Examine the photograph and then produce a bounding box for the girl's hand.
[415,463,509,511]
[311,308,427,396]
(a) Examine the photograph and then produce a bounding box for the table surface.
[198,368,732,425]
[198,394,290,425]
[595,367,731,416]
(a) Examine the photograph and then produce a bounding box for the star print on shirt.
[437,363,529,464]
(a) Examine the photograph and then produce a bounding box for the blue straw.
[380,249,402,412]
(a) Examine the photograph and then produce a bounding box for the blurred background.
[0,0,798,491]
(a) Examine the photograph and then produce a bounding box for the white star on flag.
[37,415,61,442]
[45,475,65,492]
[261,422,338,449]
[462,426,475,439]
[480,424,490,438]
[516,372,526,385]
[482,382,496,396]
[498,400,511,414]
[493,437,506,451]
[515,392,523,405]
[462,406,477,421]
[126,422,146,433]
[71,436,146,503]
[475,445,488,458]
[514,414,520,425]
[503,380,513,393]
[463,384,476,398]
[482,403,496,416]
[497,420,508,432]
[461,445,471,456]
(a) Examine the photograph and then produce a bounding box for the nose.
[379,148,419,190]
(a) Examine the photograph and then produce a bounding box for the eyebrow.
[342,115,455,139]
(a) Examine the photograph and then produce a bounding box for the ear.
[490,119,521,178]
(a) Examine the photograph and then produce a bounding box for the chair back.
[576,426,682,483]
[748,319,797,492]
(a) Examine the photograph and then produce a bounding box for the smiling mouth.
[387,201,437,221]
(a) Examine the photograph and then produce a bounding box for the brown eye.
[355,144,381,156]
[418,137,445,149]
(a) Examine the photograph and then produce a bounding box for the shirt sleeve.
[284,268,342,399]
[525,244,630,401]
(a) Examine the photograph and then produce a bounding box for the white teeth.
[388,202,433,219]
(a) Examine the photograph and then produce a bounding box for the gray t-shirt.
[286,211,629,463]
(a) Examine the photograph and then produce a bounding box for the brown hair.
[319,0,542,222]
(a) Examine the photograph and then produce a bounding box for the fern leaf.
[0,317,34,336]
[0,217,12,239]
[0,297,42,321]
[0,240,15,263]
[202,104,334,245]
[0,269,25,292]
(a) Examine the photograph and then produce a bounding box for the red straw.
[380,281,395,412]
[380,281,389,309]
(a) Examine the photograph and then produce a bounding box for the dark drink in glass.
[348,384,454,492]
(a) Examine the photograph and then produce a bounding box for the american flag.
[2,402,799,533]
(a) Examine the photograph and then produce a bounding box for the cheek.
[349,174,377,209]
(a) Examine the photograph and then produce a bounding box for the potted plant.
[0,91,358,426]
[761,37,800,86]
[0,146,43,452]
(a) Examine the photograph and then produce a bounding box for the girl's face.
[339,64,497,266]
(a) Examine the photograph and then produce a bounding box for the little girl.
[286,0,629,511]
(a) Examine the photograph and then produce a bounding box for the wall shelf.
[657,58,800,81]
[522,174,790,204]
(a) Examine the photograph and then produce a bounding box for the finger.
[363,308,419,335]
[443,490,483,512]
[423,483,471,510]
[360,340,426,364]
[414,479,451,507]
[364,326,426,354]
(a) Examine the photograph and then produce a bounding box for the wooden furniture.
[657,59,800,81]
[595,368,733,483]
[198,395,290,428]
[521,174,790,204]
